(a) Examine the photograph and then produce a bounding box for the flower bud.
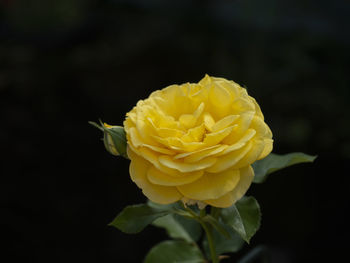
[89,121,128,158]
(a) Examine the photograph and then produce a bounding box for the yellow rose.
[123,75,273,208]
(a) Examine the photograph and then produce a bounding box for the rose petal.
[158,155,217,173]
[177,169,240,200]
[147,166,204,186]
[203,125,235,146]
[257,139,273,160]
[184,145,228,163]
[203,112,215,132]
[152,135,203,152]
[212,115,239,132]
[234,139,265,168]
[128,147,182,204]
[221,129,256,154]
[209,83,232,108]
[205,141,253,173]
[173,145,222,160]
[204,165,254,207]
[181,124,206,143]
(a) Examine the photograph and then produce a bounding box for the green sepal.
[152,214,202,243]
[221,196,261,243]
[252,152,317,183]
[88,120,128,159]
[144,240,205,263]
[109,204,170,234]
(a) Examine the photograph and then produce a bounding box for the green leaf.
[202,215,230,239]
[152,214,202,243]
[109,204,169,234]
[221,196,261,243]
[144,240,205,263]
[252,152,317,183]
[202,224,244,258]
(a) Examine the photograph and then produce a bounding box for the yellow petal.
[190,88,209,105]
[129,127,143,148]
[235,111,255,133]
[234,139,265,168]
[257,139,273,160]
[224,112,255,144]
[232,97,255,113]
[135,117,157,145]
[158,155,217,172]
[147,166,204,186]
[179,114,196,129]
[142,144,175,155]
[250,116,268,137]
[209,82,232,108]
[198,74,212,87]
[193,102,205,118]
[221,129,256,154]
[203,112,215,132]
[184,145,227,163]
[128,147,149,188]
[205,165,254,207]
[181,124,206,143]
[152,135,203,152]
[177,169,240,200]
[205,141,253,173]
[128,143,161,169]
[128,144,195,177]
[212,115,239,132]
[212,78,240,97]
[156,127,185,138]
[203,125,235,146]
[173,145,222,160]
[250,96,264,120]
[127,147,182,204]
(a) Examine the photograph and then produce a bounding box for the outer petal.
[128,147,182,204]
[205,165,254,208]
[147,166,204,186]
[258,139,273,160]
[177,169,240,200]
[233,139,265,168]
[158,155,217,173]
[221,129,256,155]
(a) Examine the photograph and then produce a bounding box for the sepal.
[89,120,128,158]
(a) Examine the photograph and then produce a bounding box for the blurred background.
[1,0,349,262]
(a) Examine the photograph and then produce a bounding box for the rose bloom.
[123,75,273,208]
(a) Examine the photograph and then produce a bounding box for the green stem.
[201,221,219,263]
[210,206,221,220]
[183,205,219,263]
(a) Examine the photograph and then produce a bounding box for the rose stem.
[200,208,219,263]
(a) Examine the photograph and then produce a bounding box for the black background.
[1,0,349,262]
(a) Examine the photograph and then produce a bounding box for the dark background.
[1,0,349,262]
